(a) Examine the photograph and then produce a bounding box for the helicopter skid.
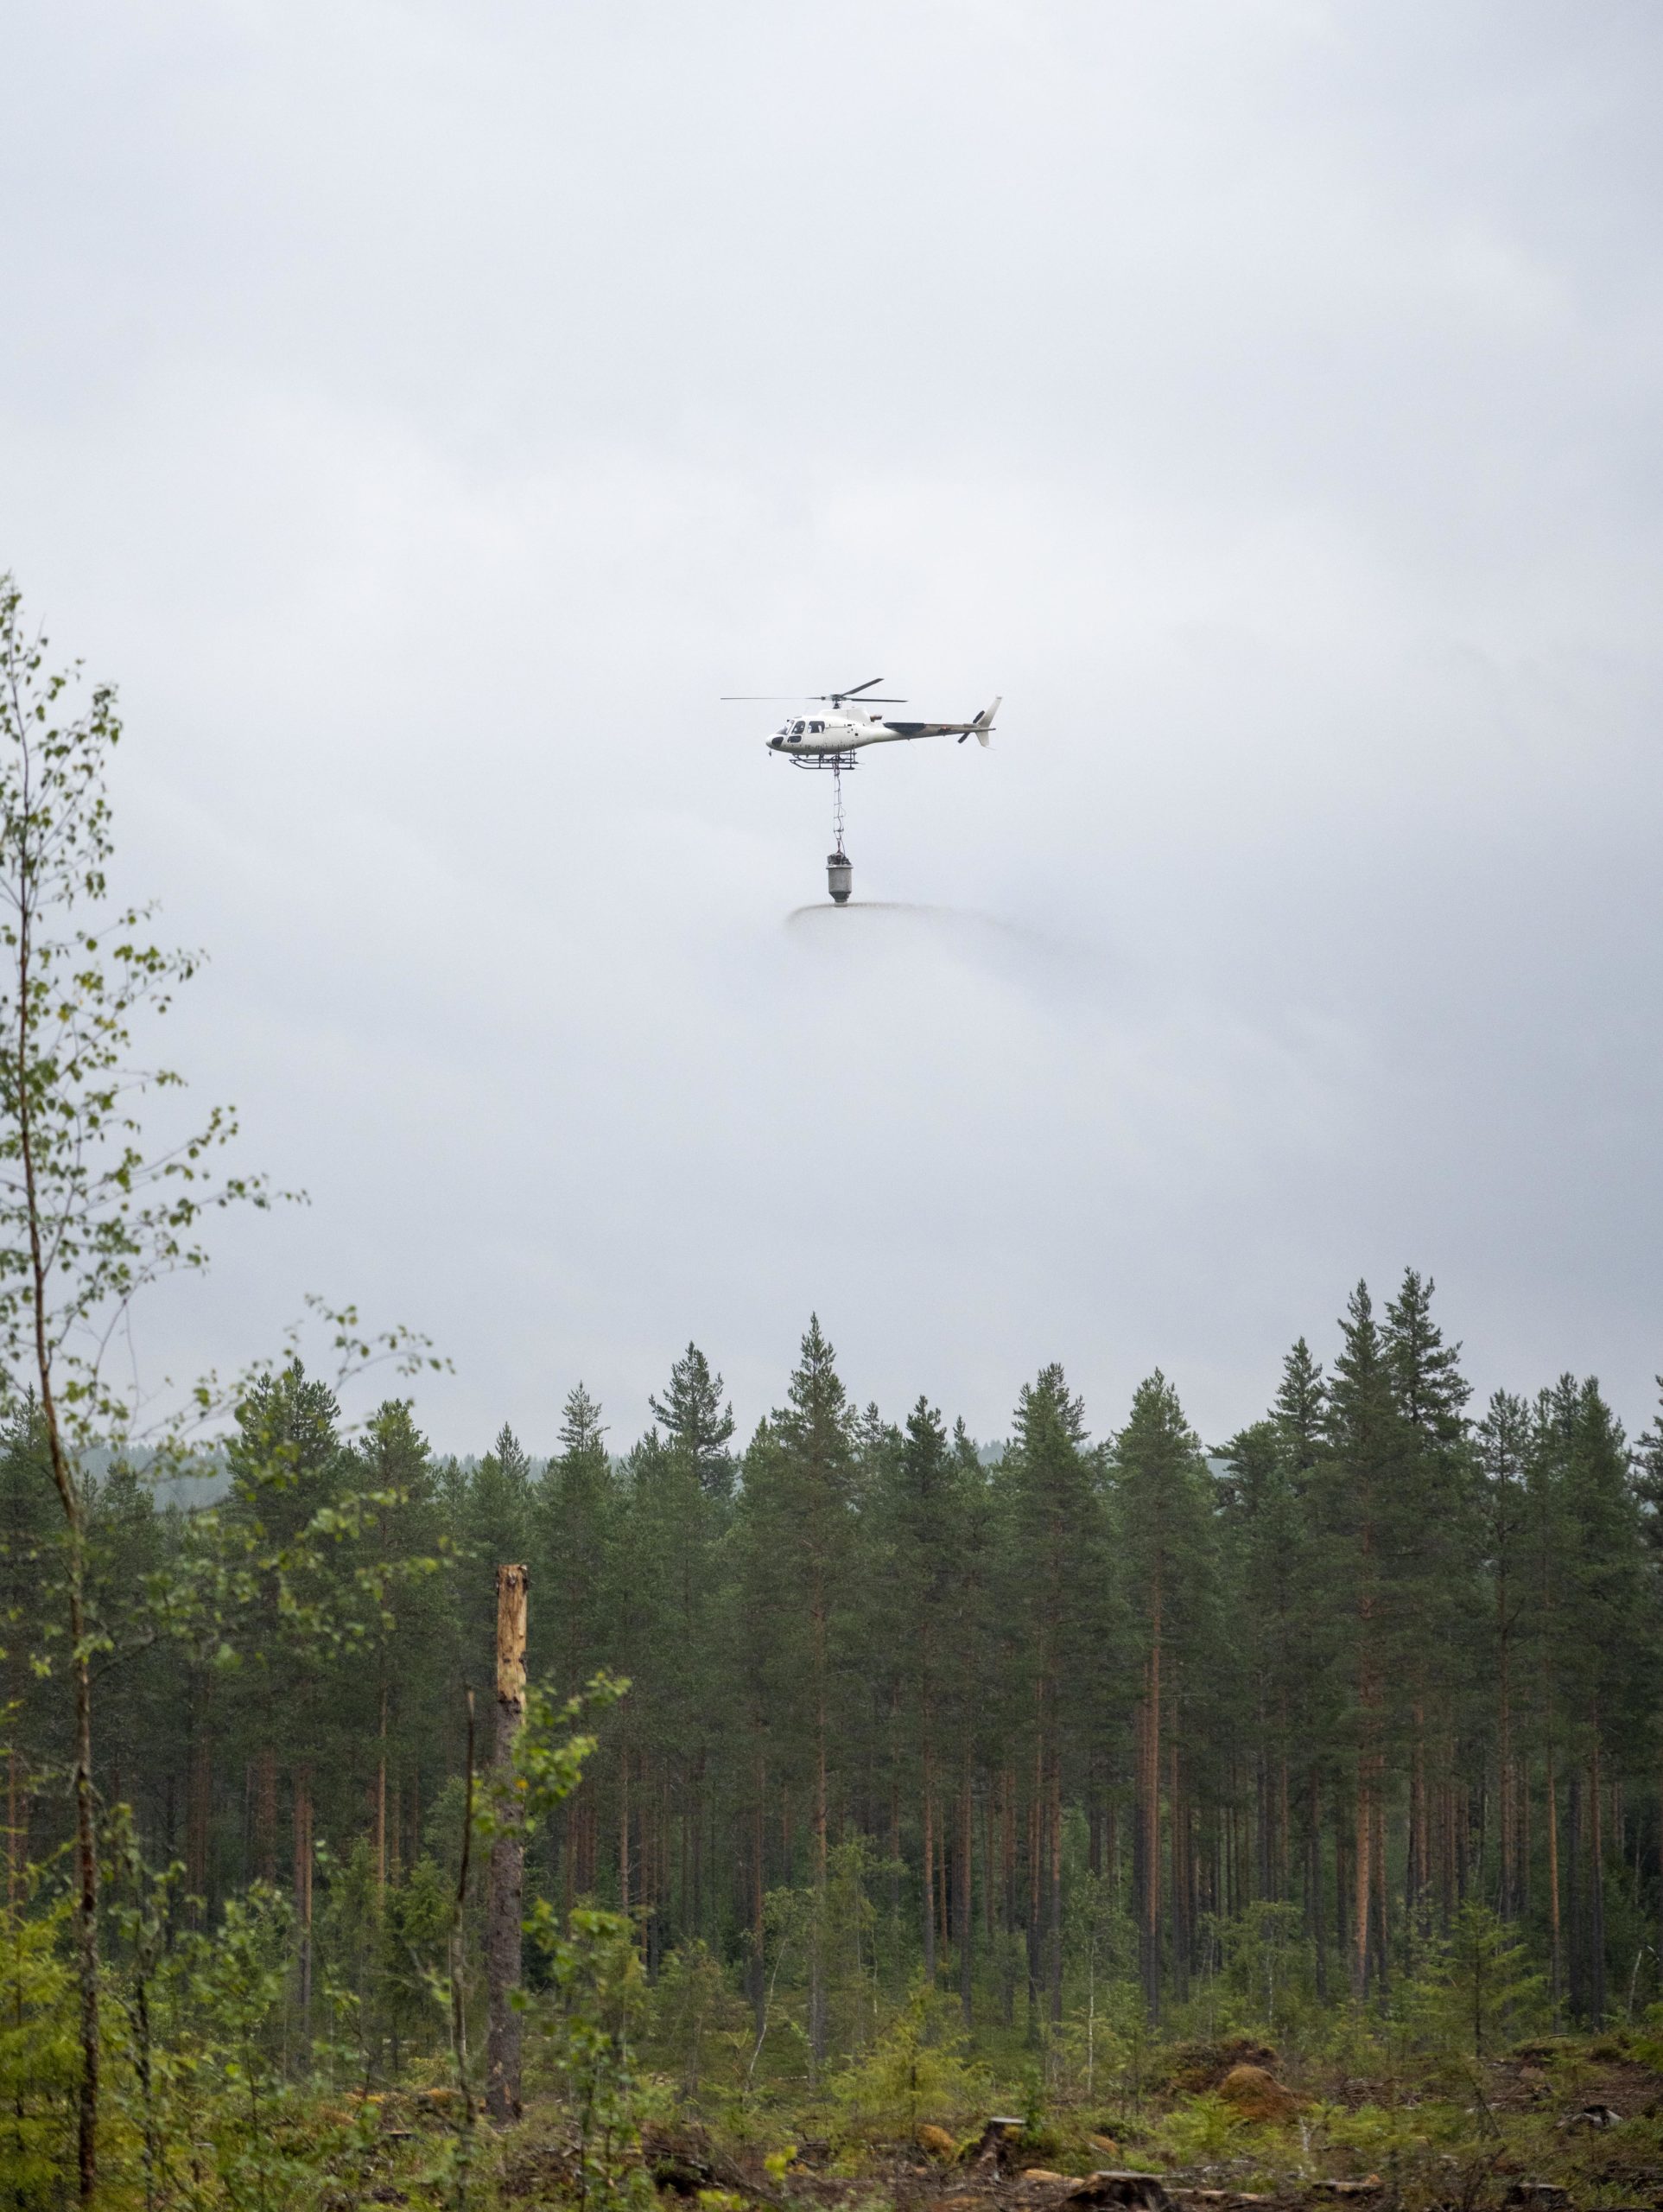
[784,749,860,771]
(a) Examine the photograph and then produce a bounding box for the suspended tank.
[827,849,853,904]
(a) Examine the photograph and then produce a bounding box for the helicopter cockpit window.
[789,721,805,740]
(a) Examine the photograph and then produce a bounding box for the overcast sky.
[5,1,1661,1456]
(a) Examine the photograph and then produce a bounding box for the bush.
[830,1976,987,2138]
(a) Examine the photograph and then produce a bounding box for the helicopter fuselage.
[766,699,997,755]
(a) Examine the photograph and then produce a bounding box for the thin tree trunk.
[809,1556,828,2081]
[1169,1744,1183,1999]
[1000,1767,1015,2027]
[1336,1818,1349,1966]
[1499,1578,1514,1918]
[750,1747,765,2031]
[959,1758,974,2025]
[11,871,98,2200]
[32,1348,98,2195]
[1546,1752,1562,2026]
[186,1676,211,1916]
[983,1780,996,1941]
[1373,1789,1389,1995]
[256,1744,276,1884]
[375,1681,389,1892]
[5,1745,22,1910]
[485,1562,529,2124]
[1568,1767,1583,2021]
[294,1765,314,2031]
[1026,1760,1042,2019]
[1590,1741,1607,2025]
[1143,1580,1163,2020]
[1048,1756,1063,2024]
[922,1748,936,1979]
[1354,1777,1371,1999]
[1310,1769,1327,2002]
[1408,1703,1427,1939]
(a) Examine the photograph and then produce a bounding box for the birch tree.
[0,576,270,2197]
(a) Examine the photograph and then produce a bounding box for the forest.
[6,572,1663,2212]
[10,1308,1663,2208]
[12,1307,1663,2040]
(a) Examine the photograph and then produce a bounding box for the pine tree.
[1268,1338,1336,1992]
[1632,1377,1663,1543]
[351,1401,452,1891]
[1320,1283,1401,1997]
[999,1363,1105,2025]
[531,1388,618,1915]
[1273,1338,1327,1472]
[1218,1419,1303,1914]
[649,1344,736,1506]
[949,1418,995,2024]
[1477,1392,1531,1920]
[867,1397,968,1985]
[1551,1378,1648,2021]
[622,1419,725,1954]
[734,1317,857,2076]
[85,1461,168,1835]
[533,1392,613,1697]
[220,1361,357,2024]
[1634,1376,1663,1986]
[1111,1371,1216,2018]
[461,1424,534,1664]
[1517,1376,1647,2021]
[1382,1270,1476,1948]
[222,1364,346,1900]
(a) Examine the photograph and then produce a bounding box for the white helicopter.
[722,677,1001,903]
[722,676,1000,760]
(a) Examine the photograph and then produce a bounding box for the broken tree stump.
[485,1562,529,2125]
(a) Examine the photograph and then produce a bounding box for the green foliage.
[528,1903,654,2212]
[1151,2090,1246,2167]
[476,1671,628,1851]
[378,1856,455,2066]
[0,1887,77,2207]
[651,1938,747,2097]
[830,1975,987,2135]
[1304,2097,1435,2180]
[1400,1902,1546,2061]
[188,1885,308,2200]
[1209,1902,1317,2047]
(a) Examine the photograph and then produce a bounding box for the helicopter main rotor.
[719,675,908,707]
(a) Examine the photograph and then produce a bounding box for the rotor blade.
[836,677,885,698]
[720,695,803,701]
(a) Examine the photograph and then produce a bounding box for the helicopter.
[722,676,1000,760]
[722,677,1001,904]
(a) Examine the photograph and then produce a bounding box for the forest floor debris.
[454,2032,1663,2212]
